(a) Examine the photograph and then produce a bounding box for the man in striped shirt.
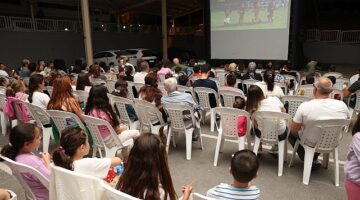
[207,150,260,200]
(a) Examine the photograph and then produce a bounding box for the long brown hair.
[352,112,360,136]
[47,76,79,111]
[138,73,162,107]
[246,85,265,114]
[111,80,128,98]
[116,133,177,200]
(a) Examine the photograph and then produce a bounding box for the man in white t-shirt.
[133,61,150,84]
[290,77,349,164]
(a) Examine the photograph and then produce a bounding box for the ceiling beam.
[121,0,159,12]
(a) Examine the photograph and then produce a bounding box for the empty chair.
[108,94,139,130]
[27,104,53,152]
[252,111,292,176]
[193,87,219,132]
[106,79,117,93]
[101,181,141,200]
[296,85,314,98]
[213,107,250,166]
[333,77,349,90]
[289,119,350,186]
[241,79,259,95]
[1,155,49,200]
[218,87,245,108]
[134,99,166,134]
[49,164,104,200]
[323,72,343,79]
[47,110,86,140]
[281,95,312,118]
[163,103,203,160]
[0,93,7,135]
[83,115,128,158]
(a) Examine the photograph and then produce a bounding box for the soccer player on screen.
[223,0,232,25]
[238,1,246,25]
[267,0,275,23]
[252,0,261,24]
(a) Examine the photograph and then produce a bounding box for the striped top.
[207,183,260,200]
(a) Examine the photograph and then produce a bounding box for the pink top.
[157,67,174,76]
[89,108,113,138]
[237,116,247,137]
[15,153,50,200]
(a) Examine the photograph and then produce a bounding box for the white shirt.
[31,91,50,110]
[134,72,148,84]
[0,70,8,76]
[256,96,286,134]
[293,98,349,147]
[73,157,111,179]
[254,81,284,98]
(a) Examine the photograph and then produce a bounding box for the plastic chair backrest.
[216,72,226,86]
[177,85,196,101]
[219,87,245,108]
[126,81,135,100]
[281,95,311,118]
[12,99,31,123]
[163,103,195,131]
[108,94,135,125]
[134,99,165,127]
[307,119,350,152]
[0,86,5,94]
[193,87,218,109]
[49,164,103,200]
[46,86,53,97]
[241,79,259,94]
[333,78,349,90]
[100,181,141,200]
[47,110,85,135]
[1,155,49,200]
[252,111,291,143]
[158,84,168,97]
[355,90,360,112]
[209,77,220,89]
[192,193,217,200]
[0,93,6,110]
[323,72,343,79]
[73,90,89,106]
[159,74,166,83]
[28,104,51,127]
[275,82,288,95]
[106,80,117,93]
[214,107,250,138]
[296,85,314,98]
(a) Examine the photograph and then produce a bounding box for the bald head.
[173,58,180,65]
[314,77,333,95]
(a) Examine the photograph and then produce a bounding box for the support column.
[81,0,94,65]
[29,0,36,30]
[161,0,168,60]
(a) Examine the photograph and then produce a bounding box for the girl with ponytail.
[28,74,49,109]
[0,123,51,200]
[52,126,122,179]
[254,69,284,98]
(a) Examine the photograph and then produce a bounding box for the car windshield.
[142,50,157,57]
[124,50,138,55]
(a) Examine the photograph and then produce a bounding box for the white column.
[81,0,94,65]
[161,0,168,60]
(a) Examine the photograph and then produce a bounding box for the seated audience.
[290,77,349,168]
[225,73,237,88]
[1,124,51,200]
[124,65,134,82]
[345,113,360,200]
[138,73,163,108]
[305,75,315,85]
[193,65,218,108]
[19,59,31,78]
[47,76,83,122]
[192,65,201,77]
[178,74,191,87]
[157,59,174,76]
[254,69,284,98]
[10,70,20,80]
[28,74,50,109]
[85,85,139,144]
[0,77,9,87]
[0,63,9,76]
[234,97,247,137]
[207,150,260,200]
[172,58,187,73]
[116,133,192,200]
[241,62,263,81]
[53,127,122,179]
[76,73,92,92]
[36,60,46,76]
[134,61,150,84]
[111,80,138,121]
[6,79,28,102]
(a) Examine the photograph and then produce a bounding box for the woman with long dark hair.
[85,85,139,144]
[76,73,92,92]
[254,69,284,98]
[111,80,138,121]
[28,74,49,109]
[116,133,192,200]
[345,113,360,199]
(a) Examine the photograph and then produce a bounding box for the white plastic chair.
[177,85,196,102]
[323,72,343,78]
[163,103,203,160]
[0,93,8,136]
[218,87,245,108]
[333,77,349,90]
[209,77,220,89]
[106,79,117,93]
[281,95,312,118]
[289,119,350,186]
[27,104,53,153]
[159,74,166,83]
[193,87,218,132]
[125,81,135,100]
[158,84,168,97]
[191,193,217,200]
[100,180,141,200]
[241,79,259,95]
[352,90,360,120]
[216,72,226,86]
[108,94,139,130]
[213,107,251,166]
[46,86,53,97]
[134,99,166,134]
[1,155,49,200]
[47,110,86,137]
[73,90,89,107]
[252,111,292,176]
[296,85,314,98]
[83,115,128,158]
[49,164,104,200]
[275,82,288,95]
